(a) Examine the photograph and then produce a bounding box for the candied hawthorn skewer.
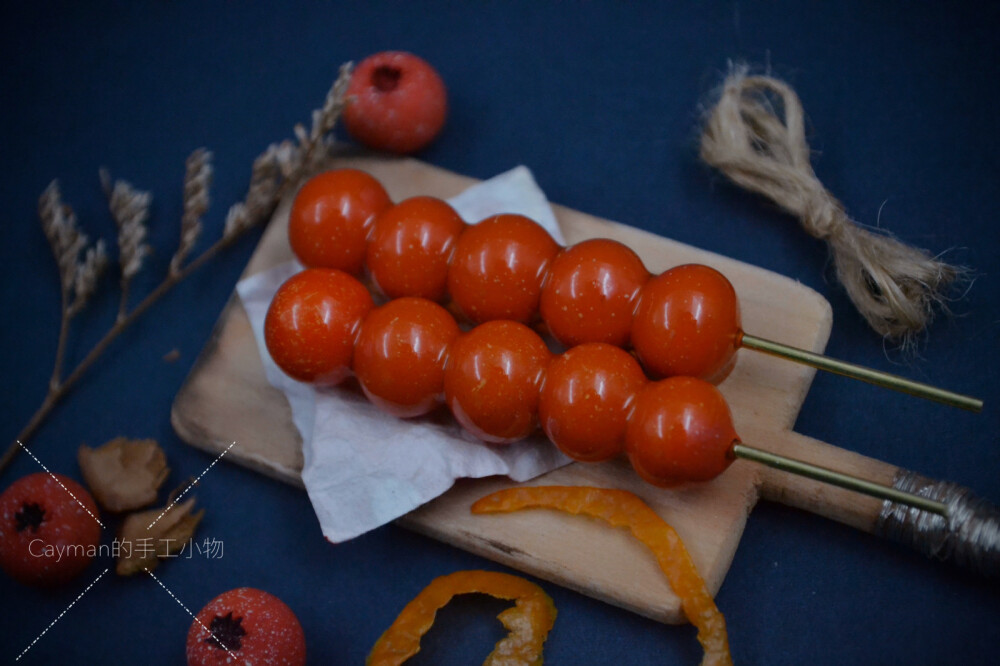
[286,169,981,411]
[263,268,948,517]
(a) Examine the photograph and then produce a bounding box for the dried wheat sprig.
[37,182,110,390]
[1,63,355,475]
[100,168,152,319]
[170,149,212,277]
[69,241,109,317]
[225,61,355,240]
[223,146,284,239]
[40,182,89,294]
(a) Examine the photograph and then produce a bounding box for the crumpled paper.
[237,166,571,542]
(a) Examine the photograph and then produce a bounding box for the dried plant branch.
[1,63,355,475]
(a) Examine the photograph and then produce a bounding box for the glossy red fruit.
[366,196,466,301]
[344,51,448,154]
[0,472,102,586]
[624,377,737,487]
[444,320,552,444]
[187,587,306,666]
[353,297,461,418]
[287,169,391,274]
[264,268,374,385]
[630,264,741,383]
[539,344,647,462]
[447,214,561,324]
[539,238,650,347]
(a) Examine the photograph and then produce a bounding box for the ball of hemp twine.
[699,67,963,343]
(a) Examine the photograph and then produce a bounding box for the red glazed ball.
[0,472,102,586]
[264,268,374,385]
[447,214,561,324]
[186,587,306,666]
[631,264,742,383]
[539,238,650,347]
[444,320,552,444]
[344,51,448,154]
[287,169,391,274]
[366,196,467,301]
[539,343,648,462]
[353,297,461,418]
[624,377,738,487]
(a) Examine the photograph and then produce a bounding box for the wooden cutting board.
[172,155,897,624]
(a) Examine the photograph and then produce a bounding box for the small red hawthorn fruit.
[343,51,448,154]
[0,472,102,586]
[287,168,392,274]
[264,268,374,385]
[187,587,306,666]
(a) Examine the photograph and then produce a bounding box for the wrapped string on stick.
[700,68,964,342]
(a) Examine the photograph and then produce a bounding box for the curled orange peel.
[471,485,733,666]
[366,569,557,665]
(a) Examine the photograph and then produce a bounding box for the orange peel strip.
[471,485,733,666]
[366,569,557,666]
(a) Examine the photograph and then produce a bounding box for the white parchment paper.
[237,166,570,542]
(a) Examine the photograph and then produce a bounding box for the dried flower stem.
[1,63,354,475]
[50,287,72,393]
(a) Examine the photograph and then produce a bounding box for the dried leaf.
[116,497,204,576]
[78,437,170,513]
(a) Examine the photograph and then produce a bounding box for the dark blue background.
[2,2,998,664]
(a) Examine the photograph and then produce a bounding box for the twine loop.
[700,67,963,342]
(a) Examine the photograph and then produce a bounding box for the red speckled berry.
[187,587,306,666]
[631,264,741,383]
[539,238,650,347]
[264,268,374,385]
[353,297,461,418]
[444,320,552,444]
[447,214,561,324]
[287,169,391,274]
[539,343,648,462]
[625,377,737,487]
[0,472,102,586]
[366,196,467,301]
[344,51,448,154]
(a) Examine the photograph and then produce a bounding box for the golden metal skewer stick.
[732,442,949,517]
[739,333,983,413]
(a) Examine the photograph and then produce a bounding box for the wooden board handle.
[754,429,894,532]
[757,429,1000,576]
